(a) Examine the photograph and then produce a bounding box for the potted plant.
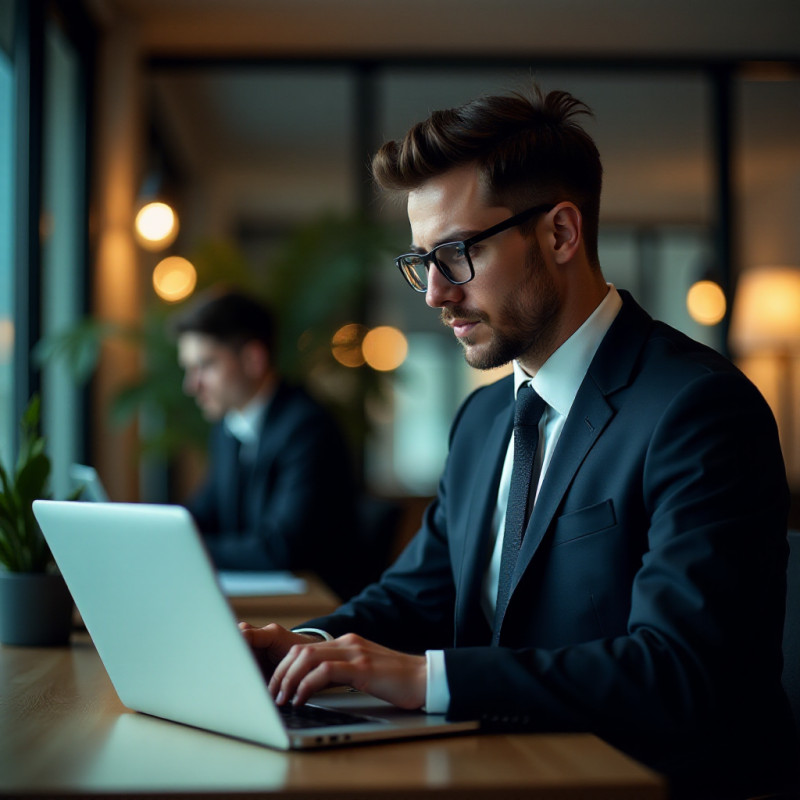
[0,396,73,646]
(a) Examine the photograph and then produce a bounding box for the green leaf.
[0,534,16,570]
[32,319,125,383]
[0,394,53,572]
[0,464,21,521]
[16,452,51,505]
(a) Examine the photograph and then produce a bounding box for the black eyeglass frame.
[395,203,556,293]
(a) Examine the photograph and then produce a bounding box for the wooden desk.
[0,581,665,799]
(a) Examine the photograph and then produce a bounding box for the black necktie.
[492,385,546,643]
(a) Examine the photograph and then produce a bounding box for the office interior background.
[2,0,800,528]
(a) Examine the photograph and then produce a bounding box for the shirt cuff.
[424,650,451,714]
[291,627,334,642]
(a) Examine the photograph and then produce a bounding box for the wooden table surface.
[0,576,666,799]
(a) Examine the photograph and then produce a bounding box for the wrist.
[424,650,450,713]
[291,626,333,643]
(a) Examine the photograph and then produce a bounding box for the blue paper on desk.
[217,571,307,597]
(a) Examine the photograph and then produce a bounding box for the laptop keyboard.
[279,703,375,729]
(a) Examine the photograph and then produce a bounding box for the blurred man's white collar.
[224,390,272,445]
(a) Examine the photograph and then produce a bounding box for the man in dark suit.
[240,87,797,796]
[175,289,359,598]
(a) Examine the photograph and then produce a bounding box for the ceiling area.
[94,0,800,59]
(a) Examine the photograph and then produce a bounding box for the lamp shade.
[729,265,800,354]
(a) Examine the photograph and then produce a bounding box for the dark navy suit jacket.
[186,382,359,598]
[305,292,797,797]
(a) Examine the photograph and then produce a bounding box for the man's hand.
[238,622,323,677]
[260,631,427,711]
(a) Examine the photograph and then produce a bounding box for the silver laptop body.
[32,500,479,750]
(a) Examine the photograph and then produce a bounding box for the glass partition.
[39,20,85,498]
[735,74,800,489]
[0,48,14,467]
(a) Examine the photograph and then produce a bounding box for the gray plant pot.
[0,571,74,646]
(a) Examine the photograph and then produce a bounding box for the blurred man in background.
[174,288,360,599]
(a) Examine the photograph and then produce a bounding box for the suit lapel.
[219,429,242,530]
[454,400,514,646]
[226,383,288,529]
[511,383,613,587]
[497,292,654,627]
[244,386,287,524]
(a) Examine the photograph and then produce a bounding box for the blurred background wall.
[2,0,800,528]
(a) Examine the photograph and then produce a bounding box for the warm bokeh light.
[686,279,727,326]
[730,265,800,353]
[331,323,367,367]
[152,256,197,303]
[135,201,179,250]
[362,326,408,372]
[0,317,14,363]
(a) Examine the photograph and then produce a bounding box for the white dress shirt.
[223,391,272,460]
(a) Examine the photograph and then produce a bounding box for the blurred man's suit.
[188,381,359,599]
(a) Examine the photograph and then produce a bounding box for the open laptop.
[69,464,110,502]
[32,500,479,750]
[63,471,308,598]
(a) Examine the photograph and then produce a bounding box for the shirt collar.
[224,390,272,445]
[513,284,622,416]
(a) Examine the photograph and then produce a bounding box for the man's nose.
[425,263,464,308]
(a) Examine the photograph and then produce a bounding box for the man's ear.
[550,202,583,264]
[240,340,271,379]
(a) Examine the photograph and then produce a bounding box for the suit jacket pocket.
[551,499,616,547]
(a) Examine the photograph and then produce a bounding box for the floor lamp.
[729,265,800,482]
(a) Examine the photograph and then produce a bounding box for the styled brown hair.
[372,85,603,267]
[172,287,276,353]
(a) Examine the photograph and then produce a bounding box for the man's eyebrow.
[408,229,479,253]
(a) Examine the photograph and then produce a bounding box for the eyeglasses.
[395,204,555,293]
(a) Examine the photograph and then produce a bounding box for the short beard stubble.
[447,240,561,371]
